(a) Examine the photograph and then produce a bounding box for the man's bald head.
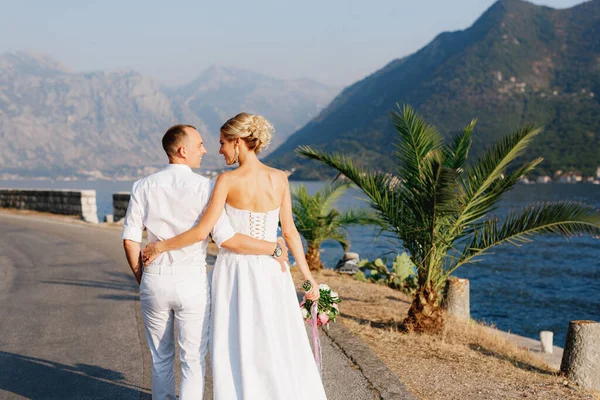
[162,124,196,158]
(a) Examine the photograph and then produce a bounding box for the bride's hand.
[306,279,320,301]
[142,242,163,265]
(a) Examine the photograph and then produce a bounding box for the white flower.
[330,291,339,300]
[301,308,309,319]
[319,283,330,291]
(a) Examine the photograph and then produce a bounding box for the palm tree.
[292,182,380,270]
[297,105,600,333]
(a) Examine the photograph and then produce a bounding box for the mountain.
[0,52,339,178]
[166,65,338,154]
[266,0,600,179]
[0,52,178,177]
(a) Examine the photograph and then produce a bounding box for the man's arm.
[121,180,146,284]
[212,209,281,256]
[142,176,287,268]
[149,174,231,252]
[123,240,143,285]
[213,211,289,269]
[221,234,288,256]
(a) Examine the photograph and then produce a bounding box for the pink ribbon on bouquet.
[310,301,323,377]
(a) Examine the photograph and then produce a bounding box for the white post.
[540,331,553,354]
[80,190,98,224]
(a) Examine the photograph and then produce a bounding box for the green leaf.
[391,104,444,187]
[443,119,475,172]
[452,202,600,275]
[291,181,381,259]
[456,125,543,228]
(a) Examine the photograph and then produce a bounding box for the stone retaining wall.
[113,192,131,222]
[0,189,99,223]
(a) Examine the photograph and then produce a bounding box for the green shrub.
[355,253,417,295]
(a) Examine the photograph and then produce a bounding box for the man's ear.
[178,145,187,158]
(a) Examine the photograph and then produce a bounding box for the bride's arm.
[142,174,289,266]
[279,173,320,301]
[142,174,231,263]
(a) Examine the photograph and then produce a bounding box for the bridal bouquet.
[300,283,342,327]
[301,282,341,376]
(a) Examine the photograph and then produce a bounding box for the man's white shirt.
[121,164,235,267]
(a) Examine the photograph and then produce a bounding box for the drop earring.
[233,144,239,164]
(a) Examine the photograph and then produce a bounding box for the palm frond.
[320,181,351,214]
[291,184,311,210]
[329,231,351,252]
[443,119,475,171]
[452,202,600,273]
[336,209,383,227]
[297,146,414,239]
[391,104,444,187]
[290,178,382,250]
[292,184,320,242]
[291,186,311,221]
[425,158,461,216]
[454,125,543,230]
[459,157,544,238]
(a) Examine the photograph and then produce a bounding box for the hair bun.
[220,112,274,154]
[248,115,273,153]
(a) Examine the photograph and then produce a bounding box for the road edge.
[323,322,417,400]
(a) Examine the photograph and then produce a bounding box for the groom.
[122,124,287,400]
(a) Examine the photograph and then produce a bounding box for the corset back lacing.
[248,211,268,240]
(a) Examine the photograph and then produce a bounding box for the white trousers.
[140,265,210,400]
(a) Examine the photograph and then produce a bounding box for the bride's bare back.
[216,161,299,280]
[223,163,288,213]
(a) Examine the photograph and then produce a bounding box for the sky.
[0,0,587,87]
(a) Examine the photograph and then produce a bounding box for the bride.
[143,113,327,399]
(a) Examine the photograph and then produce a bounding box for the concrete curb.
[323,322,416,400]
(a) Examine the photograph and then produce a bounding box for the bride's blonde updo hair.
[220,112,273,154]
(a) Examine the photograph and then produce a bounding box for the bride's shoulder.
[213,170,236,186]
[216,170,234,179]
[264,166,289,183]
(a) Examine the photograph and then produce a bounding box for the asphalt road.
[0,213,380,400]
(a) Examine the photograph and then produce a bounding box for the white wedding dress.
[210,204,327,399]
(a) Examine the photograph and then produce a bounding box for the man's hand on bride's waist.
[273,238,289,272]
[142,241,164,265]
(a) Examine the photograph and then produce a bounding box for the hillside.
[0,52,338,178]
[266,0,600,179]
[167,65,337,153]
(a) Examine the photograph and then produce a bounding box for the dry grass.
[292,268,599,400]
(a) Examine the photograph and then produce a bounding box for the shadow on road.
[98,294,140,301]
[0,351,147,399]
[41,271,139,301]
